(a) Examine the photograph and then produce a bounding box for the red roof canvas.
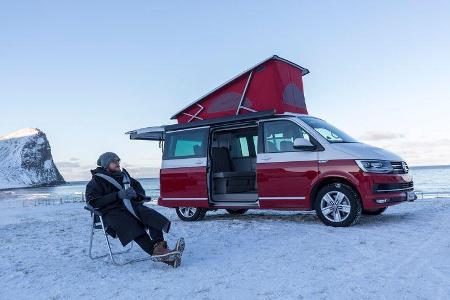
[172,55,309,124]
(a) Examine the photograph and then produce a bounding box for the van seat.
[211,147,255,194]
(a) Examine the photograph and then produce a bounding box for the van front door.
[159,127,210,208]
[257,120,319,209]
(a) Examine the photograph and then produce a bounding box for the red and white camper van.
[127,56,416,227]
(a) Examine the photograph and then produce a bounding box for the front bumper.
[370,190,417,205]
[355,172,417,209]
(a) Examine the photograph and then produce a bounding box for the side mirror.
[293,138,316,151]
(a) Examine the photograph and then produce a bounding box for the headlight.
[355,160,393,173]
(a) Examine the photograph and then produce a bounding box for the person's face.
[107,158,121,172]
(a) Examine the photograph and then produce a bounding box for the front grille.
[374,182,414,193]
[391,161,408,174]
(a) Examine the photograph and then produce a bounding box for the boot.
[152,241,181,268]
[175,237,185,254]
[164,240,183,268]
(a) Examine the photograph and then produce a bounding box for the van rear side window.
[163,128,208,159]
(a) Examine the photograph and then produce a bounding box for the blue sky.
[1,1,450,180]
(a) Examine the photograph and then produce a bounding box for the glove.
[118,187,137,200]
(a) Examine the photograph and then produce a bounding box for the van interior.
[209,125,258,203]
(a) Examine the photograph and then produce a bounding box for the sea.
[0,166,449,205]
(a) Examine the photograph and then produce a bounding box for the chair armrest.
[142,196,152,202]
[136,193,152,203]
[84,204,103,216]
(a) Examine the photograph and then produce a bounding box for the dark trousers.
[134,227,164,255]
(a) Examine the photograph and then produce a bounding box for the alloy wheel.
[320,191,351,223]
[179,207,196,218]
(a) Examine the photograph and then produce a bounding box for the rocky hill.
[0,128,65,189]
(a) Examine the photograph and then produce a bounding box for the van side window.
[253,135,258,153]
[229,136,251,158]
[238,137,250,157]
[263,120,310,153]
[163,128,208,159]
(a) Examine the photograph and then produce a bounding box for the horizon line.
[67,163,450,183]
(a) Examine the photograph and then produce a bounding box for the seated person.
[85,152,184,267]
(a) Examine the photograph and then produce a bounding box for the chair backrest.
[85,205,116,236]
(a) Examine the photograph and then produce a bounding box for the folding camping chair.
[84,199,153,266]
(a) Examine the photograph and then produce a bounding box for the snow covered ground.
[1,198,450,299]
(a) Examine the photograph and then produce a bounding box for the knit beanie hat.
[97,152,120,169]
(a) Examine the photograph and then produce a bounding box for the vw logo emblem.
[402,162,409,173]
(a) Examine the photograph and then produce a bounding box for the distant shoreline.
[67,165,450,184]
[2,165,448,189]
[0,180,66,191]
[409,164,450,170]
[68,177,159,184]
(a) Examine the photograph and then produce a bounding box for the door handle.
[194,160,203,165]
[260,156,272,161]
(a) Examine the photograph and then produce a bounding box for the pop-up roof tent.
[172,55,309,124]
[126,55,309,140]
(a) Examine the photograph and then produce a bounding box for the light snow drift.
[0,198,449,299]
[0,128,64,190]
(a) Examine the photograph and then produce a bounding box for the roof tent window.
[282,83,306,109]
[163,128,209,159]
[207,92,242,113]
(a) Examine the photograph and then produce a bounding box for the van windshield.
[299,117,358,143]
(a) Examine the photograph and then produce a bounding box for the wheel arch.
[309,176,363,209]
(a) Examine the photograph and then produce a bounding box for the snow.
[1,199,450,299]
[43,159,53,170]
[0,128,40,140]
[0,133,30,189]
[0,128,64,189]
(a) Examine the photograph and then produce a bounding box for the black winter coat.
[85,167,171,246]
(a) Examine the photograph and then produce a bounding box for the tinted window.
[253,136,258,153]
[164,128,208,159]
[239,137,250,157]
[263,120,311,153]
[300,117,357,143]
[230,136,250,158]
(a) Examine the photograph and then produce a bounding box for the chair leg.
[88,213,126,261]
[99,215,119,265]
[87,214,151,266]
[88,213,96,259]
[125,240,134,253]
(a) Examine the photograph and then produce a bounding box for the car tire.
[175,207,207,221]
[362,207,388,215]
[226,209,248,215]
[315,183,362,227]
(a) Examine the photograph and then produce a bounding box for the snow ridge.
[0,128,65,189]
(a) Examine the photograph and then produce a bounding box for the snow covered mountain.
[0,128,65,189]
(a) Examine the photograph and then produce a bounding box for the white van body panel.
[257,151,319,163]
[329,143,404,161]
[161,157,208,169]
